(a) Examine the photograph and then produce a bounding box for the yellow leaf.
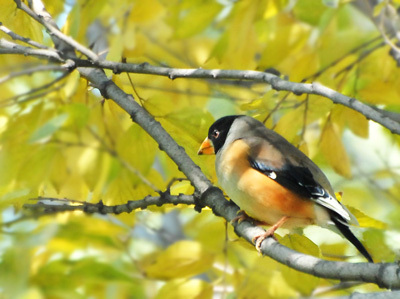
[129,0,164,23]
[363,229,396,262]
[210,0,261,68]
[0,188,32,210]
[0,2,43,43]
[143,240,214,279]
[320,121,352,178]
[185,211,226,253]
[332,106,369,138]
[155,278,212,299]
[259,14,310,68]
[373,1,387,17]
[172,1,222,39]
[293,0,328,25]
[103,169,145,204]
[78,148,103,190]
[319,243,346,261]
[170,180,193,196]
[17,145,58,190]
[347,206,387,229]
[116,123,158,176]
[280,234,320,257]
[274,107,304,142]
[236,268,274,299]
[280,234,320,295]
[49,151,69,193]
[18,287,44,299]
[57,174,90,200]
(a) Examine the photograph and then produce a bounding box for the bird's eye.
[211,130,220,139]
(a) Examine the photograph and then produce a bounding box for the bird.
[197,115,373,263]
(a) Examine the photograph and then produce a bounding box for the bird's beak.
[197,137,215,155]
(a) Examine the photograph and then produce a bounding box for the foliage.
[1,0,400,298]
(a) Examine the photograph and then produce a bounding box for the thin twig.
[72,59,400,135]
[21,0,98,61]
[0,23,50,49]
[0,71,69,106]
[0,38,63,62]
[22,193,196,216]
[0,82,65,108]
[304,35,383,80]
[0,64,65,84]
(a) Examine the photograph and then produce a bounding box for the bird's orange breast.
[216,140,316,228]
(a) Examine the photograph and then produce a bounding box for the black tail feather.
[330,215,373,263]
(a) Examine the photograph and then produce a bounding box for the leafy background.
[1,0,400,298]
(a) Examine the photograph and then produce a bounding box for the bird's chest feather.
[216,140,315,227]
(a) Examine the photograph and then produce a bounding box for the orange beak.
[197,137,215,155]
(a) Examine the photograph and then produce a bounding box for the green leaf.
[143,240,214,279]
[155,278,213,299]
[29,114,69,143]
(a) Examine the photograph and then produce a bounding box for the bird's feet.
[252,228,277,253]
[231,210,251,224]
[252,216,289,253]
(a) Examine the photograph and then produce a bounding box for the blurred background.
[0,0,400,298]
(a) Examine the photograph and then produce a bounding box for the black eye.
[211,130,220,139]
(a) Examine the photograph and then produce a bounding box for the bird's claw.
[231,210,251,224]
[252,229,277,253]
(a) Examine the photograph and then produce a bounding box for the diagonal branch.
[0,23,50,49]
[16,0,98,61]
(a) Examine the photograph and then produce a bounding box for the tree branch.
[23,194,197,215]
[2,31,400,134]
[0,23,50,49]
[73,60,400,135]
[0,38,63,62]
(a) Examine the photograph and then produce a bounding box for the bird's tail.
[330,214,373,263]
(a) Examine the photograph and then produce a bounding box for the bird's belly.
[217,161,316,228]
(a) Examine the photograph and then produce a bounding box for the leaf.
[63,103,90,129]
[280,234,320,295]
[29,114,69,143]
[332,106,369,138]
[0,188,32,210]
[293,0,329,25]
[363,229,396,262]
[129,0,164,24]
[69,259,132,282]
[116,123,158,176]
[347,206,387,229]
[155,278,213,299]
[274,106,304,142]
[320,121,352,178]
[170,180,193,196]
[143,240,214,279]
[171,1,222,39]
[235,268,274,299]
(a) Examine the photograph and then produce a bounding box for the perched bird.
[198,115,373,262]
